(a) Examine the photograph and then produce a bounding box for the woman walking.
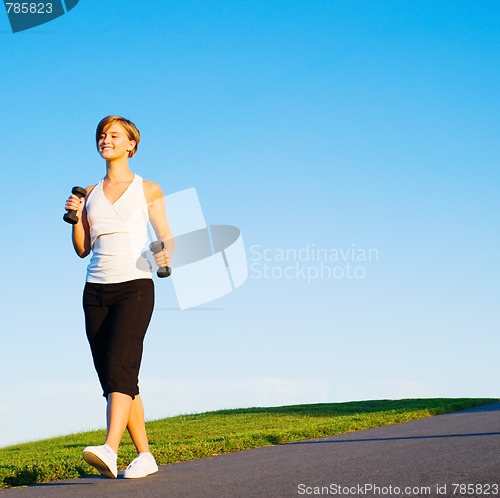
[64,115,174,479]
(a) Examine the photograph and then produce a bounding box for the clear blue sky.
[1,0,499,447]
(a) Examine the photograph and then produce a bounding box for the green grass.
[0,398,496,488]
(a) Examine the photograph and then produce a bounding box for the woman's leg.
[104,393,151,454]
[127,395,150,454]
[122,395,158,479]
[102,280,155,453]
[105,392,133,453]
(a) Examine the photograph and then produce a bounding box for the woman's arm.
[64,185,94,258]
[144,180,175,266]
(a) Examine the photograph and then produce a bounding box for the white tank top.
[85,174,152,283]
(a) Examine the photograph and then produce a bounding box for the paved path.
[1,403,498,498]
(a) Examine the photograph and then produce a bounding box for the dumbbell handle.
[63,186,87,224]
[149,240,172,278]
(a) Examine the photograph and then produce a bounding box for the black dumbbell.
[149,241,172,278]
[63,186,87,224]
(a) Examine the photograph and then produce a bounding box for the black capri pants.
[83,278,155,400]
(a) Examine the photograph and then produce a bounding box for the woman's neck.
[105,158,134,183]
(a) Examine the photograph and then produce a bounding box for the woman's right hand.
[65,194,85,219]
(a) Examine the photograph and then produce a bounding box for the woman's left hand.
[154,248,170,268]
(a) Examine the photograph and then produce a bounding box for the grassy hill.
[0,398,495,488]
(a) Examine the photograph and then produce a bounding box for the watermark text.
[249,243,379,283]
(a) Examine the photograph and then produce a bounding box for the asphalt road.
[1,402,498,498]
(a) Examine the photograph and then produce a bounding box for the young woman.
[64,115,174,479]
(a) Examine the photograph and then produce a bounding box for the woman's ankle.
[104,441,119,454]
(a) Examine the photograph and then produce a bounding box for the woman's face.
[98,123,136,160]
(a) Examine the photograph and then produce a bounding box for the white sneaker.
[123,452,159,479]
[83,444,117,479]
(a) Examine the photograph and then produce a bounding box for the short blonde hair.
[96,115,141,158]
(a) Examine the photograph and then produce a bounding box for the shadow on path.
[289,431,500,445]
[454,402,500,413]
